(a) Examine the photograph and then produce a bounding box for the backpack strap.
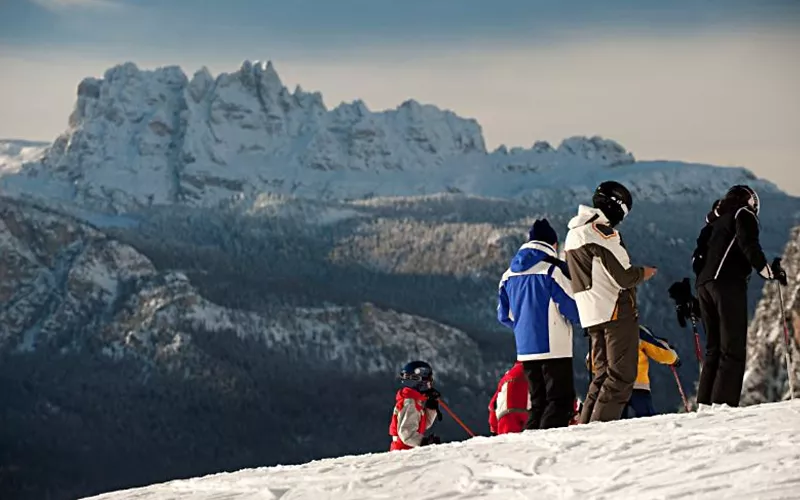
[541,255,571,280]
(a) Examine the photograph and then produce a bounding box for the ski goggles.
[610,195,630,219]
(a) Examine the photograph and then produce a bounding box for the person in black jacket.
[692,185,787,406]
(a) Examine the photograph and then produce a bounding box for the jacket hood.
[568,205,610,229]
[510,241,557,273]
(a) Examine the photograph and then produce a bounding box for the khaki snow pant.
[580,315,639,423]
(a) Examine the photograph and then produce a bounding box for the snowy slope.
[84,400,800,500]
[0,61,779,213]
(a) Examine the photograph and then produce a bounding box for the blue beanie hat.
[528,219,558,245]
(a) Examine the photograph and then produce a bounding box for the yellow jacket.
[586,326,678,391]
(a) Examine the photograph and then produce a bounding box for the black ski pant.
[523,357,575,429]
[697,280,749,407]
[580,315,639,423]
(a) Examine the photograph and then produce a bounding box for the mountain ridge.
[1,59,799,500]
[1,60,774,214]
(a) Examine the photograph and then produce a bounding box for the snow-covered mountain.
[84,401,800,500]
[0,60,776,213]
[0,195,505,500]
[0,196,492,379]
[741,225,800,405]
[1,60,800,500]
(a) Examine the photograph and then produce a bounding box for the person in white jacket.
[564,181,657,423]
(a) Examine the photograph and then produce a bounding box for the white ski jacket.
[564,206,645,328]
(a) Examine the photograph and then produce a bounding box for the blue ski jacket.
[498,241,581,360]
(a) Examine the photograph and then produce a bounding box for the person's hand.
[424,389,440,411]
[771,258,788,286]
[643,266,658,281]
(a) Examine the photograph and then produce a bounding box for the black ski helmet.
[724,185,760,216]
[399,360,434,392]
[592,181,633,227]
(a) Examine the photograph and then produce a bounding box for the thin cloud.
[30,0,122,11]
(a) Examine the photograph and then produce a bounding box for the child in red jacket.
[389,360,442,451]
[488,362,531,435]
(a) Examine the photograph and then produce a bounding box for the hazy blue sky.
[1,0,798,193]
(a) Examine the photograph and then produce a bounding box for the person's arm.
[589,236,646,289]
[735,208,769,277]
[641,330,678,365]
[497,281,515,328]
[396,399,425,447]
[550,266,581,324]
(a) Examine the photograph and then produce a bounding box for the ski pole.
[670,365,691,413]
[439,400,476,438]
[690,317,704,371]
[776,282,795,400]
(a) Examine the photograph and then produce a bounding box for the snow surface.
[85,400,800,500]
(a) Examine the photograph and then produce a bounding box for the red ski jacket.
[389,387,437,450]
[488,362,530,434]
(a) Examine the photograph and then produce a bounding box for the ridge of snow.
[1,60,777,214]
[83,400,800,500]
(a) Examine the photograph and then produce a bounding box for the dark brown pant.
[580,315,639,423]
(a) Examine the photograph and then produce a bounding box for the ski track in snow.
[86,401,800,500]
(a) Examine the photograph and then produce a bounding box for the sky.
[1,0,799,194]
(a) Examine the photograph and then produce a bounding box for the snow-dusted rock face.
[2,61,780,214]
[0,196,492,382]
[10,60,762,213]
[742,226,800,405]
[0,195,507,500]
[13,61,488,210]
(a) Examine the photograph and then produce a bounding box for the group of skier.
[388,181,788,450]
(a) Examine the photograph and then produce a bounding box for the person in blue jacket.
[498,219,582,429]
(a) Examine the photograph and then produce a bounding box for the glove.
[772,258,788,286]
[672,357,682,368]
[668,279,696,328]
[421,434,441,446]
[424,389,440,411]
[674,297,701,327]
